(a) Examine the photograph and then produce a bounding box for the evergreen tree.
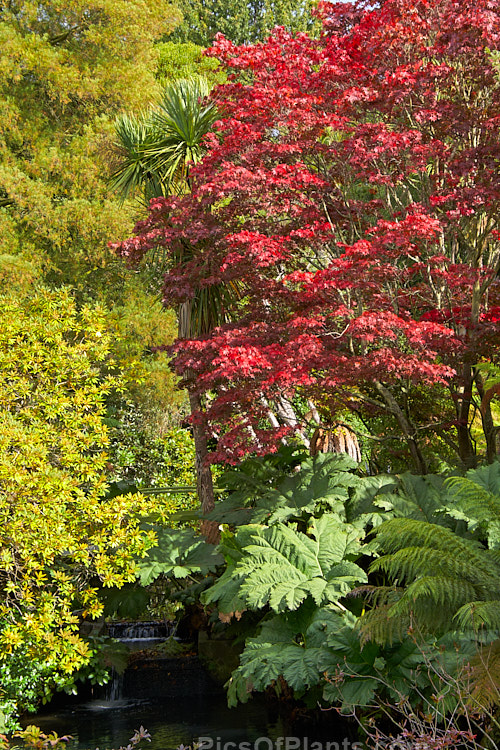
[0,0,180,299]
[170,0,320,46]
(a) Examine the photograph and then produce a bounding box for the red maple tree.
[115,0,500,472]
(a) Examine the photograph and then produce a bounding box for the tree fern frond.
[375,518,486,557]
[386,577,482,633]
[358,604,409,646]
[488,548,500,566]
[373,520,499,589]
[465,639,500,711]
[445,476,500,549]
[371,545,498,589]
[372,517,500,632]
[393,575,479,610]
[351,584,403,608]
[453,600,500,632]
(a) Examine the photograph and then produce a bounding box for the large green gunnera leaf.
[137,526,223,584]
[226,514,367,613]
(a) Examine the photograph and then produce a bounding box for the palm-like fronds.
[146,78,218,193]
[109,77,219,202]
[178,280,241,339]
[109,80,224,526]
[109,112,159,203]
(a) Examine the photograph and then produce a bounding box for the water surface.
[31,692,284,750]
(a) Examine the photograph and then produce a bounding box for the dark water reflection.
[28,654,356,750]
[30,693,286,750]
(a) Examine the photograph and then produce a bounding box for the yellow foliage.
[0,288,156,692]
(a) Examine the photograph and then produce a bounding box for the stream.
[28,623,354,750]
[31,692,285,750]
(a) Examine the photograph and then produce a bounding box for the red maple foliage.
[115,0,500,471]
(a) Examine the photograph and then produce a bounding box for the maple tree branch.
[374,381,428,474]
[321,323,350,339]
[306,399,321,426]
[332,420,401,444]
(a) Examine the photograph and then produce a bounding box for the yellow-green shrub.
[0,288,156,725]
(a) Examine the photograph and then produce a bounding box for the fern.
[375,517,485,556]
[453,600,500,631]
[358,603,409,646]
[444,475,500,549]
[372,519,500,633]
[465,639,500,710]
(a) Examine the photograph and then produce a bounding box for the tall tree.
[116,0,500,472]
[111,78,223,539]
[0,0,180,298]
[169,0,321,46]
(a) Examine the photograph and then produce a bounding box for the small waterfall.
[95,619,216,702]
[107,620,176,652]
[98,621,176,701]
[104,669,124,701]
[107,621,174,640]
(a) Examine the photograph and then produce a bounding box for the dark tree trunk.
[374,381,428,475]
[474,368,498,463]
[188,389,220,544]
[453,365,477,469]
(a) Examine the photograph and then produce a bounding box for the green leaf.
[323,676,378,709]
[136,527,223,584]
[201,568,247,614]
[281,646,324,690]
[390,472,446,522]
[205,494,254,525]
[200,526,257,612]
[465,461,500,495]
[234,516,365,612]
[252,453,359,525]
[227,671,254,708]
[346,474,398,524]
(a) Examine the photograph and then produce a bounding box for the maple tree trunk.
[374,381,428,475]
[188,390,220,545]
[455,365,477,469]
[474,369,499,462]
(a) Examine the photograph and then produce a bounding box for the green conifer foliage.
[0,0,180,296]
[170,0,321,46]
